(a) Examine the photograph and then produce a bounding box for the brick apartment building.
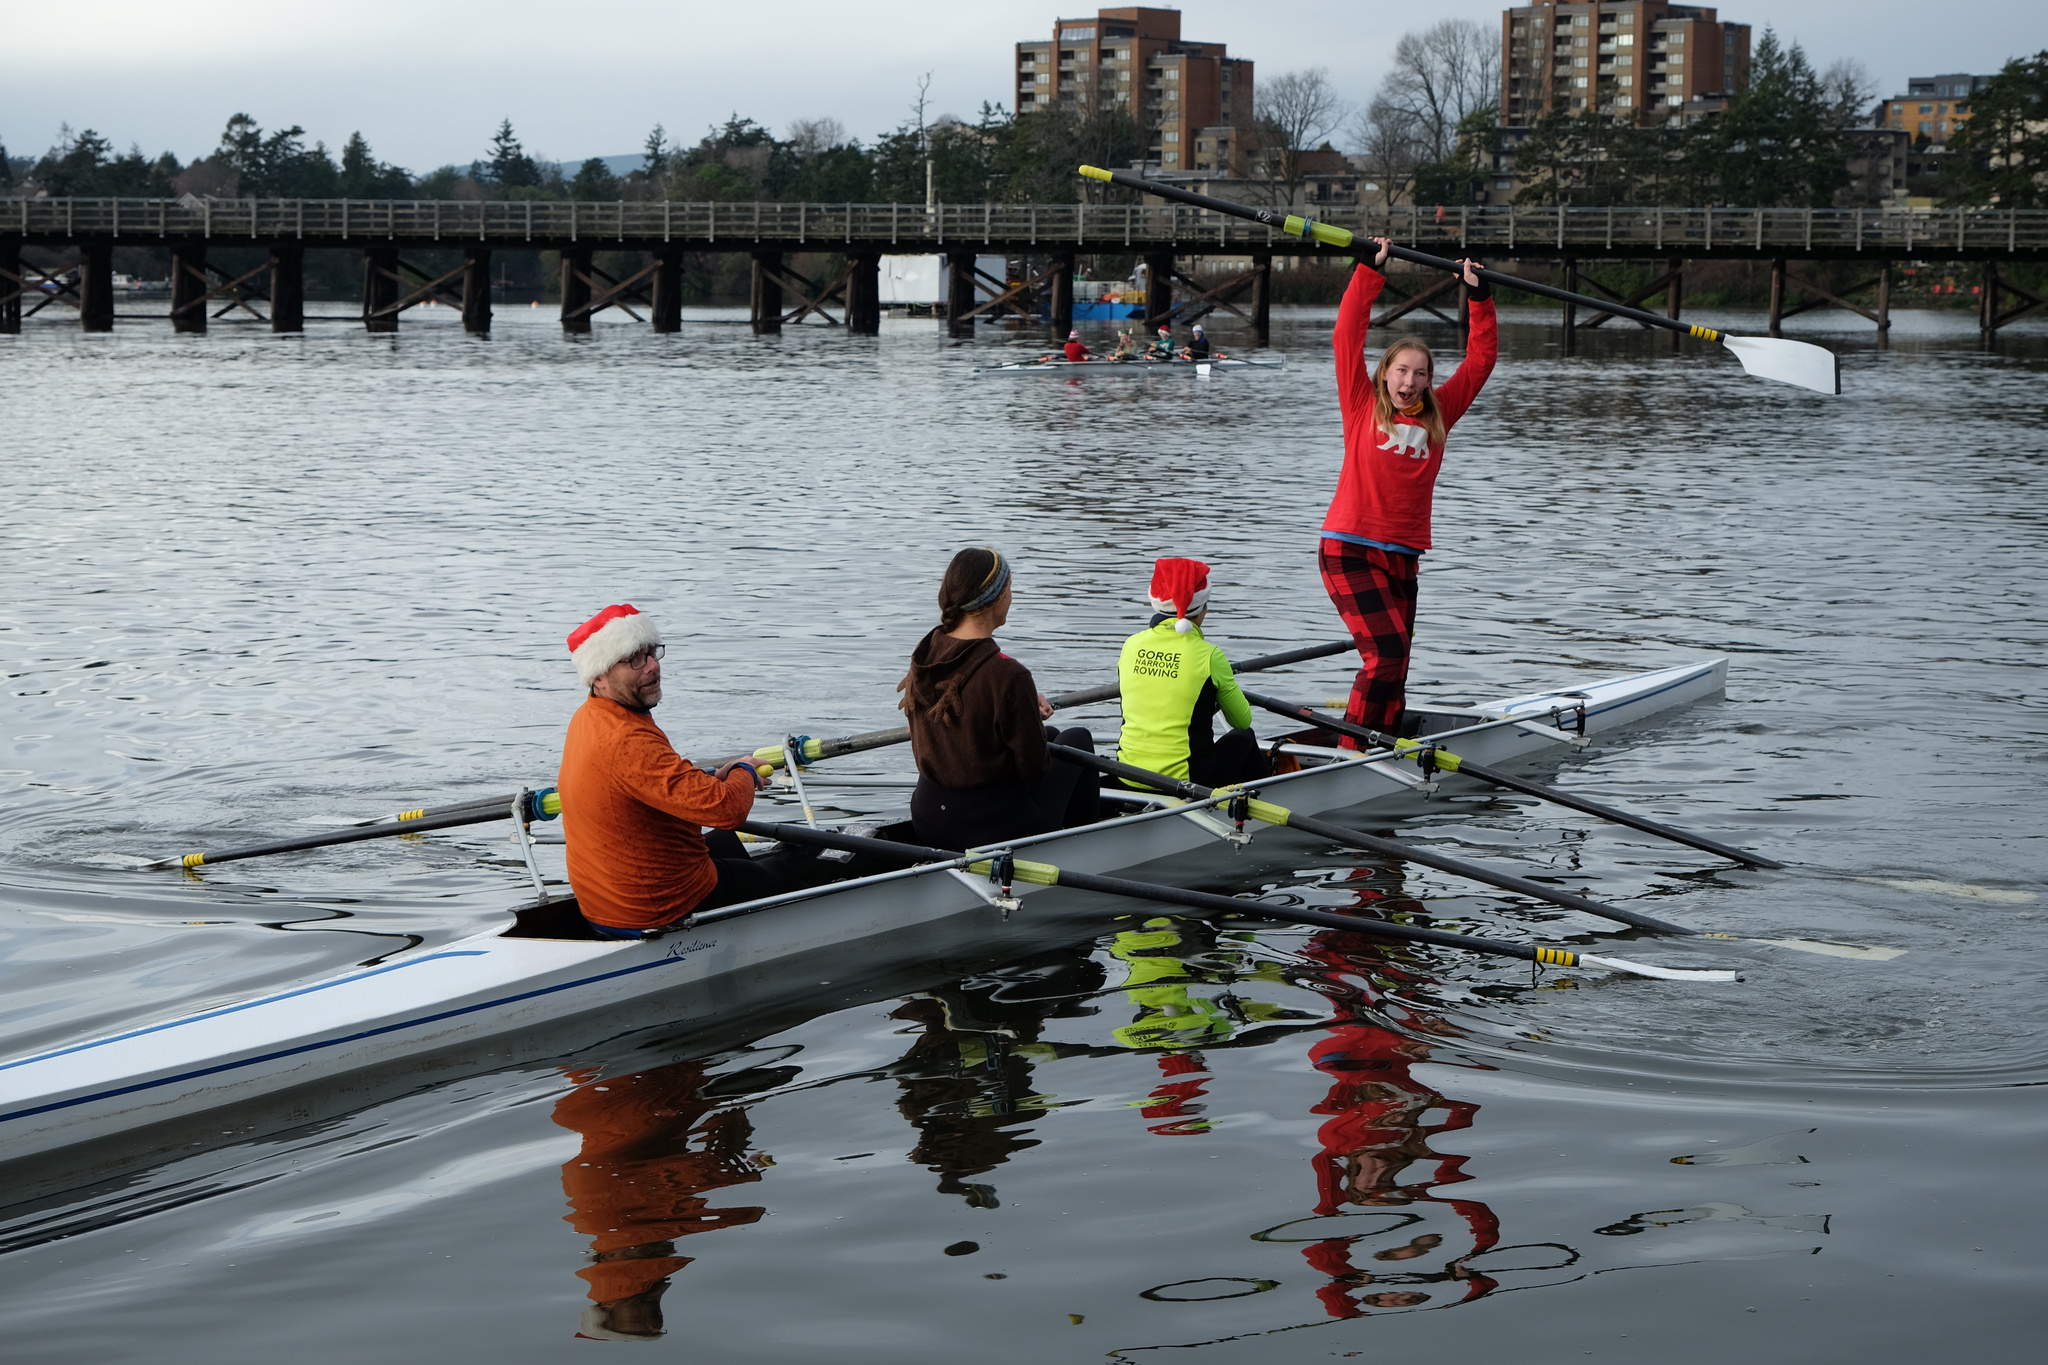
[1015,6,1253,174]
[1501,1,1749,124]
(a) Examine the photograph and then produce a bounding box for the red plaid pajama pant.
[1318,539,1419,741]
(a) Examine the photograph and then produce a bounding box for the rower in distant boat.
[1063,329,1093,362]
[1116,558,1271,786]
[1147,324,1177,360]
[1112,328,1139,360]
[555,604,817,938]
[1321,237,1496,740]
[899,549,1100,850]
[1184,324,1211,361]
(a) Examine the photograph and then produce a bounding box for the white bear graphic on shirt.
[1378,423,1432,460]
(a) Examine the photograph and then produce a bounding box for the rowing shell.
[0,658,1727,1165]
[977,356,1285,375]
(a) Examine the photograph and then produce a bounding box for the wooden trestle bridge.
[4,197,2044,345]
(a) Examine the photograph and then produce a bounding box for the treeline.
[4,100,1155,206]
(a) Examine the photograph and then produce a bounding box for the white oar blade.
[1580,953,1741,982]
[1720,335,1840,395]
[1758,937,1906,961]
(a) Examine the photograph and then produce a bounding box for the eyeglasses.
[623,644,665,669]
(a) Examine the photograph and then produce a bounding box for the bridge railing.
[5,197,2045,253]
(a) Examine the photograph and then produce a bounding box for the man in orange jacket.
[557,603,798,937]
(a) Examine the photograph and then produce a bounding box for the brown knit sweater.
[898,629,1047,788]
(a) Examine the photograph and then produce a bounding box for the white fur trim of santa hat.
[567,604,662,687]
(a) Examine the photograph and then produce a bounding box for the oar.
[738,819,1734,981]
[1077,166,1841,396]
[1045,744,1697,937]
[147,789,565,869]
[1240,689,1784,869]
[785,639,1355,763]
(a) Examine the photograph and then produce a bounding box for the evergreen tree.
[570,157,620,200]
[1705,29,1844,206]
[487,120,540,188]
[339,132,414,197]
[1944,50,2048,207]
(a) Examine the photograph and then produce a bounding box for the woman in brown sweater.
[898,548,1099,850]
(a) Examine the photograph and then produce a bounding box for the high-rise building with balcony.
[1500,2,1749,124]
[1014,7,1253,174]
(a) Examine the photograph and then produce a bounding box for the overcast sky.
[5,0,2032,170]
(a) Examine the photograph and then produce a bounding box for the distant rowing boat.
[0,658,1727,1165]
[977,356,1286,376]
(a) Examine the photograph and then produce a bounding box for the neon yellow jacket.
[1116,621,1253,781]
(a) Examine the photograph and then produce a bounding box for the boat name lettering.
[664,937,717,960]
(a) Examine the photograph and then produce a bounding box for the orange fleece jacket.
[557,696,757,930]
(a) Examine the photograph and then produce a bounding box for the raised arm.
[1434,272,1499,429]
[1333,259,1387,427]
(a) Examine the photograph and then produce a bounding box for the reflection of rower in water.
[1293,871,1503,1318]
[887,946,1104,1205]
[552,1060,769,1341]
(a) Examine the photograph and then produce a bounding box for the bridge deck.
[5,198,2046,260]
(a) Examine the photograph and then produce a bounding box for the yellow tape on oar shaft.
[1393,739,1462,772]
[966,858,1059,886]
[182,852,204,868]
[1534,946,1578,966]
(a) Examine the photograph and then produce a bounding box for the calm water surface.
[2,300,2045,1362]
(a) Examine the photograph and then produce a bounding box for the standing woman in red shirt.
[1320,237,1497,738]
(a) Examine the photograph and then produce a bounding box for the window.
[1575,55,1589,66]
[1163,130,1178,141]
[1956,102,1969,114]
[1060,26,1094,39]
[1618,11,1633,21]
[1574,76,1589,87]
[1667,94,1684,106]
[1036,73,1049,84]
[1165,68,1179,79]
[1668,31,1684,42]
[1617,33,1633,45]
[1668,52,1683,64]
[1892,103,1903,113]
[1615,95,1632,107]
[1573,14,1589,25]
[1618,74,1632,86]
[1163,153,1178,163]
[1919,103,1933,114]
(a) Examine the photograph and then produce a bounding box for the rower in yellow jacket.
[1116,558,1273,786]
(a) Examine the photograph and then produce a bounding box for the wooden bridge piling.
[1143,252,1173,329]
[79,243,114,332]
[650,249,684,333]
[944,251,975,338]
[560,248,593,334]
[269,245,304,333]
[0,239,18,334]
[169,244,208,334]
[750,251,782,335]
[362,247,399,333]
[1665,257,1684,353]
[460,247,490,335]
[845,251,880,335]
[1769,258,1788,337]
[1048,253,1074,340]
[1251,254,1270,346]
[1560,258,1578,355]
[1875,262,1891,349]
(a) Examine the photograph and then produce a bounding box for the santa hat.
[1148,558,1211,634]
[567,604,661,687]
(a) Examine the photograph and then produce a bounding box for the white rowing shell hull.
[0,659,1724,1162]
[979,357,1284,375]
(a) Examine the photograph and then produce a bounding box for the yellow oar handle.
[1392,739,1464,773]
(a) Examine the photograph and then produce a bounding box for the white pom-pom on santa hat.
[567,604,662,687]
[1147,557,1211,634]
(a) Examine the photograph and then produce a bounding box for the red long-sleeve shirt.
[557,696,757,930]
[1322,265,1497,552]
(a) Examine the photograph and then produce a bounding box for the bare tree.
[1820,57,1880,127]
[1350,97,1427,208]
[1378,19,1501,164]
[786,117,850,159]
[1252,67,1351,204]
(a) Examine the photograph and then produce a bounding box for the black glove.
[1466,265,1492,301]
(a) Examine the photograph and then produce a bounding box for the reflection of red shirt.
[553,1064,765,1303]
[1064,340,1089,361]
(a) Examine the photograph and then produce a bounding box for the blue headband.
[962,550,1011,613]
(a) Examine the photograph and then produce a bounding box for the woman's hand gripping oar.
[737,819,1737,983]
[1077,165,1841,396]
[1240,689,1784,868]
[1046,745,1698,938]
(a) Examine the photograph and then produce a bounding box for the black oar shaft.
[1082,166,1717,341]
[806,639,1353,760]
[738,819,1555,965]
[1044,743,1694,937]
[1240,690,1782,870]
[161,805,511,868]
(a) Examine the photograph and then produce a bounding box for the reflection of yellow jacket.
[1109,921,1234,1051]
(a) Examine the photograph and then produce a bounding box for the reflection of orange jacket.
[557,696,758,929]
[553,1065,765,1303]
